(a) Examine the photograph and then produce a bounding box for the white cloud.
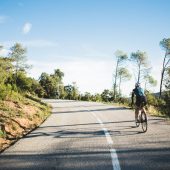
[22,22,32,34]
[28,59,114,94]
[27,57,162,96]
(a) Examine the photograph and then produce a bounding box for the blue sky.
[0,0,170,95]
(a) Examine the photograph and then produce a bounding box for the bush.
[163,91,170,116]
[0,84,12,100]
[117,97,131,106]
[145,91,170,116]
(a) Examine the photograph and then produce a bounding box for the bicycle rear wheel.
[141,111,147,132]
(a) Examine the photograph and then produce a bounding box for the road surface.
[0,99,170,170]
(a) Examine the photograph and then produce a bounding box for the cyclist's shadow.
[108,121,145,136]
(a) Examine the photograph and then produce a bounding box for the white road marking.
[102,127,113,145]
[97,118,104,126]
[91,112,104,126]
[90,111,121,170]
[110,149,121,170]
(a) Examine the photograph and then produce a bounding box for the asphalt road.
[0,99,170,170]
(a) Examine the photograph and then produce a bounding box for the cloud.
[27,56,162,95]
[0,16,7,24]
[28,59,114,94]
[22,22,32,34]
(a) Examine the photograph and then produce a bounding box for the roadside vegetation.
[0,44,51,151]
[0,38,169,150]
[35,38,169,118]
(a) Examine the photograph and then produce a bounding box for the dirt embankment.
[0,97,51,152]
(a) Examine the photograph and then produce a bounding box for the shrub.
[0,84,12,100]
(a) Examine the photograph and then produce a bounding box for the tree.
[113,50,128,100]
[92,93,102,102]
[165,68,170,90]
[82,92,91,101]
[0,57,13,85]
[39,69,65,98]
[144,74,157,91]
[130,50,149,84]
[51,69,64,98]
[72,82,79,100]
[159,38,170,97]
[15,71,33,92]
[101,89,114,102]
[117,67,131,96]
[64,85,73,99]
[9,43,31,90]
[31,78,45,97]
[0,56,14,99]
[53,69,64,82]
[9,43,30,73]
[163,68,170,116]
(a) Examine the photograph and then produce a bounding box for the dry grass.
[0,95,51,152]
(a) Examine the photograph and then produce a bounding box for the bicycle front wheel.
[141,111,147,132]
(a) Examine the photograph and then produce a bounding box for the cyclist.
[131,83,147,123]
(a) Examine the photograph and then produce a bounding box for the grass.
[0,92,51,151]
[0,130,6,138]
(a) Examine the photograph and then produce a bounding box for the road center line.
[90,111,121,170]
[102,127,113,145]
[110,149,121,170]
[97,118,104,126]
[91,112,104,126]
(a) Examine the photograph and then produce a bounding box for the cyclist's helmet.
[135,82,140,87]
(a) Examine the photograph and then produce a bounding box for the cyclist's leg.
[135,106,140,122]
[141,96,147,114]
[141,106,146,114]
[135,100,140,122]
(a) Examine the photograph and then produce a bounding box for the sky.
[0,0,170,96]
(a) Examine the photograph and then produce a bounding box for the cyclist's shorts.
[136,96,147,107]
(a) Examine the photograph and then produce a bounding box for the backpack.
[133,87,145,97]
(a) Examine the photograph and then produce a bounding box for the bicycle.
[135,104,148,132]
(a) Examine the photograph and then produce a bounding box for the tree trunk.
[113,59,119,100]
[119,75,122,97]
[159,53,167,98]
[159,69,165,98]
[137,62,141,83]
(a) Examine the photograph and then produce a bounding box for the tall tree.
[9,43,30,73]
[159,38,170,97]
[64,85,73,100]
[117,67,131,96]
[9,43,31,89]
[101,89,110,102]
[144,74,157,91]
[113,50,128,100]
[72,82,79,100]
[130,50,149,83]
[165,68,170,90]
[53,69,64,83]
[52,69,64,98]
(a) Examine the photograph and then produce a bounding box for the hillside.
[0,93,51,152]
